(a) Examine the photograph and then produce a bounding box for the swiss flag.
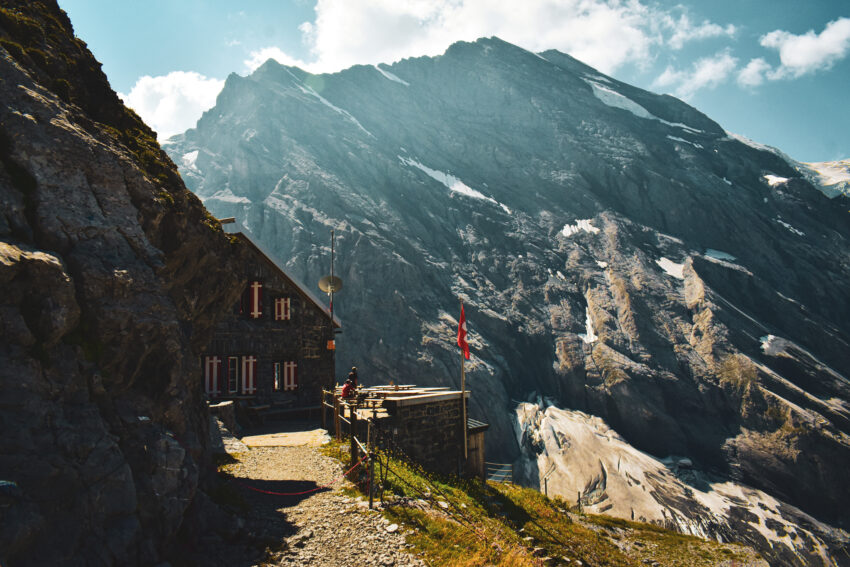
[458,303,470,360]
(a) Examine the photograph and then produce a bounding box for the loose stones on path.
[229,446,427,567]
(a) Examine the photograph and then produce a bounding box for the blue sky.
[58,0,849,163]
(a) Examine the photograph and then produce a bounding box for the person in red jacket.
[341,378,354,398]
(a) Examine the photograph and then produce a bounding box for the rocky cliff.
[0,2,244,564]
[166,37,850,564]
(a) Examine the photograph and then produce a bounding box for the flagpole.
[460,300,468,461]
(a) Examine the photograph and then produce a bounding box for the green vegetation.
[322,441,762,567]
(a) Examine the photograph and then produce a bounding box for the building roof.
[467,418,490,433]
[220,218,341,328]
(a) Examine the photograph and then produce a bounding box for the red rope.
[225,454,368,497]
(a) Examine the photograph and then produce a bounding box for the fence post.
[334,395,340,441]
[321,390,327,430]
[350,403,358,470]
[368,452,375,510]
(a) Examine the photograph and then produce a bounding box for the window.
[273,362,282,391]
[204,356,221,396]
[274,297,291,321]
[241,355,257,395]
[283,361,298,391]
[227,356,239,393]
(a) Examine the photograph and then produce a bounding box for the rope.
[225,454,368,497]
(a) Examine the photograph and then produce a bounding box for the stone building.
[333,386,489,479]
[202,219,340,413]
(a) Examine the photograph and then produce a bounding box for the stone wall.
[202,233,336,408]
[382,396,466,476]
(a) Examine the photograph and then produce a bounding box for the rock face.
[0,2,243,565]
[166,36,850,561]
[514,401,848,566]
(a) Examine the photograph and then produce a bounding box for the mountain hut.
[201,219,340,419]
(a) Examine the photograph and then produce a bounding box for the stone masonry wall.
[385,398,465,476]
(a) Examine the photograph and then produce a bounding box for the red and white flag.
[458,303,470,360]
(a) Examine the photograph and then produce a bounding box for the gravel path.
[227,445,428,567]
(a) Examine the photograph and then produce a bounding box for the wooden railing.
[321,389,376,508]
[485,461,513,483]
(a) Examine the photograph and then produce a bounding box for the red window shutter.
[274,298,291,321]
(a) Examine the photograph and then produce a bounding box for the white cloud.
[737,57,771,88]
[664,14,736,50]
[245,0,681,76]
[244,47,312,73]
[653,50,737,99]
[120,71,224,140]
[761,17,850,79]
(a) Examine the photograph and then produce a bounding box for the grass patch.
[320,437,763,566]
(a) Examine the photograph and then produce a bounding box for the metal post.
[350,403,358,470]
[460,300,468,462]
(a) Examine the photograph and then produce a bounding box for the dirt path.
[224,434,427,567]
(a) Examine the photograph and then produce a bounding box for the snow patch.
[666,135,703,149]
[775,217,805,236]
[656,257,684,279]
[398,156,511,213]
[798,159,850,198]
[560,219,600,237]
[760,334,790,356]
[373,65,409,86]
[584,79,703,133]
[578,306,598,344]
[181,150,199,170]
[764,174,789,187]
[596,260,608,268]
[585,80,653,119]
[726,133,790,158]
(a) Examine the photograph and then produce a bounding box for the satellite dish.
[319,275,343,293]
